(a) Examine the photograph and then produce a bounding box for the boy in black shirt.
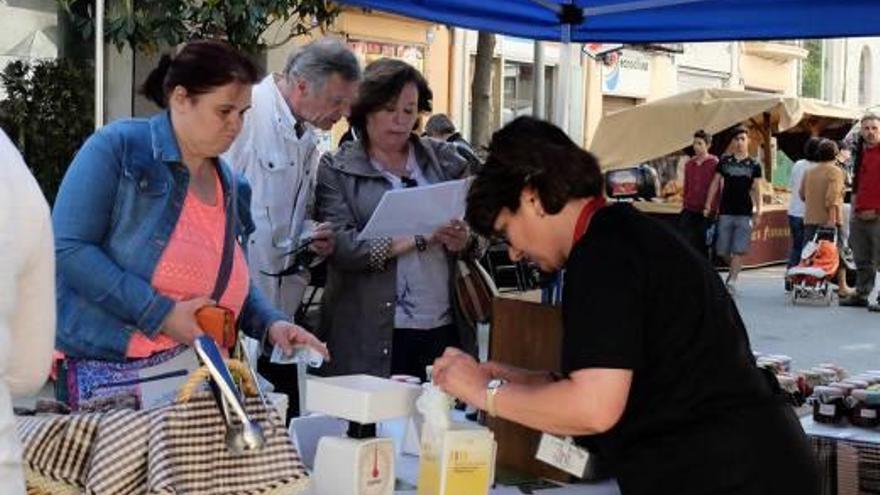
[704,127,763,294]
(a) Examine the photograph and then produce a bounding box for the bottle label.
[819,404,836,416]
[860,409,878,419]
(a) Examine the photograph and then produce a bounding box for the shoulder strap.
[211,164,238,302]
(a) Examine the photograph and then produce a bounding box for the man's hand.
[432,347,491,409]
[268,321,330,360]
[431,220,469,253]
[309,222,335,258]
[161,297,212,346]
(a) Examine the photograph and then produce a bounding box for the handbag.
[20,360,309,495]
[453,258,499,328]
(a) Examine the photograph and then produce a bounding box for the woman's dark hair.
[815,139,839,162]
[803,136,821,161]
[731,125,749,138]
[693,129,712,145]
[348,58,432,147]
[140,39,261,109]
[465,116,603,237]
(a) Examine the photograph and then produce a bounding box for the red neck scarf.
[572,196,607,244]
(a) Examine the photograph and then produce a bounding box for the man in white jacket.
[224,38,360,420]
[0,130,55,494]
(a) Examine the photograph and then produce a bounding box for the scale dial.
[357,440,394,495]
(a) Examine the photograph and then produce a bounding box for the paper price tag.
[860,409,877,419]
[535,434,589,478]
[819,404,836,417]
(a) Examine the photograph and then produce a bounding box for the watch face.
[358,441,394,495]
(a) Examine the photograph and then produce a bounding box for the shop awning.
[335,0,880,43]
[590,89,860,170]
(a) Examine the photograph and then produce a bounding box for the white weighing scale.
[306,374,421,495]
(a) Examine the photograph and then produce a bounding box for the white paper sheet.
[357,178,472,240]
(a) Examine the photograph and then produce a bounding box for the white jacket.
[223,74,321,317]
[0,130,55,494]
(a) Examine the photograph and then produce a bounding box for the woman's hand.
[161,296,213,346]
[268,321,330,361]
[431,220,469,253]
[432,347,491,409]
[309,222,336,258]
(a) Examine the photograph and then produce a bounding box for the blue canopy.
[336,0,880,43]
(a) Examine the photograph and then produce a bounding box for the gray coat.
[315,136,476,377]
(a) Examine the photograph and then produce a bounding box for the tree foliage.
[801,39,823,99]
[0,59,94,203]
[56,0,341,53]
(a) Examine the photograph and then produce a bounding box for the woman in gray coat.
[315,58,474,380]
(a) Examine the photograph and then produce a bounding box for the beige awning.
[590,88,859,171]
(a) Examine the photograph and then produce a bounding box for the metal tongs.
[193,336,266,454]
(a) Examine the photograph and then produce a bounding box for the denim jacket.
[53,111,286,361]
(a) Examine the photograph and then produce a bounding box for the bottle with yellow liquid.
[415,383,496,495]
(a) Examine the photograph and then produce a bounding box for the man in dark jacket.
[424,113,483,172]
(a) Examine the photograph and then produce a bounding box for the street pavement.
[730,266,879,374]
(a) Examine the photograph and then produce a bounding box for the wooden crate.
[485,296,571,483]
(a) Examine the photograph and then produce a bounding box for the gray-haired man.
[224,38,360,419]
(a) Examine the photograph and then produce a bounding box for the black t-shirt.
[561,203,817,495]
[717,154,762,216]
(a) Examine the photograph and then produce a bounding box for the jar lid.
[829,382,856,394]
[862,389,880,406]
[813,385,845,400]
[813,368,839,383]
[767,354,792,364]
[851,389,869,402]
[843,379,869,389]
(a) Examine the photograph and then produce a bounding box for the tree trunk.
[470,31,495,149]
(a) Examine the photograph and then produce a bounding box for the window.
[859,46,872,107]
[501,61,555,125]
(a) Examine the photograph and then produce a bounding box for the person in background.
[836,141,854,245]
[223,38,359,419]
[0,130,55,494]
[315,58,474,382]
[704,126,763,295]
[433,116,818,495]
[785,137,821,290]
[424,113,482,171]
[840,114,880,311]
[800,139,855,298]
[52,40,327,409]
[678,129,718,256]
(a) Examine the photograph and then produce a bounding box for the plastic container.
[812,386,847,425]
[848,389,880,428]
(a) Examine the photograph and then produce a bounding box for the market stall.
[593,89,858,266]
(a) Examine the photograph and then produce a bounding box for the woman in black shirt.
[432,117,818,495]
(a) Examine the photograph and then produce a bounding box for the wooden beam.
[763,112,773,182]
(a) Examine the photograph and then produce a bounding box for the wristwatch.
[486,378,507,417]
[414,235,428,252]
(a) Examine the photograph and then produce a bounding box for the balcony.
[742,41,808,63]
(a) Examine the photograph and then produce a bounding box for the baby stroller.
[787,226,839,306]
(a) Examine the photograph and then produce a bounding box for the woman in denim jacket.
[52,40,327,407]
